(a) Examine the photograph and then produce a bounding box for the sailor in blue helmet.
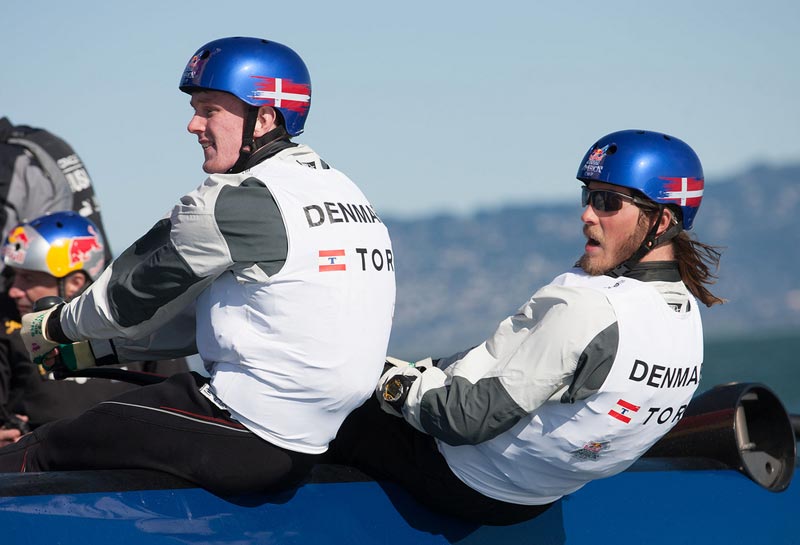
[179,37,314,173]
[328,130,723,525]
[576,130,711,280]
[2,37,396,496]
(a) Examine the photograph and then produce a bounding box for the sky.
[2,0,799,252]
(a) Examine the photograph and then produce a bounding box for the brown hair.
[672,231,725,307]
[639,205,725,307]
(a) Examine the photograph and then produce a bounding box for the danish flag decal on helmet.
[250,76,311,113]
[179,37,313,136]
[661,177,704,208]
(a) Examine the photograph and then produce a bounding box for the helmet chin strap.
[228,106,261,174]
[607,205,682,278]
[57,277,68,301]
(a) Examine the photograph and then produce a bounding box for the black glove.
[0,409,30,435]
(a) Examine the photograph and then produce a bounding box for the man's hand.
[19,300,97,377]
[55,341,97,372]
[0,414,29,447]
[20,306,61,365]
[376,363,422,417]
[0,427,22,448]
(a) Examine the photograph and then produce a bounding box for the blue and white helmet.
[577,130,704,230]
[179,37,312,136]
[2,211,106,281]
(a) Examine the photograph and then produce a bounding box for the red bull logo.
[184,55,201,79]
[588,147,606,162]
[183,50,211,84]
[69,235,102,267]
[45,226,104,278]
[582,145,610,177]
[7,226,30,248]
[3,226,31,265]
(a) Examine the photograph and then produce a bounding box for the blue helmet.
[179,37,312,137]
[2,211,106,281]
[576,130,704,230]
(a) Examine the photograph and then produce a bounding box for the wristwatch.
[381,374,417,410]
[382,376,408,403]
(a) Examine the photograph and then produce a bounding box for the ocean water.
[700,331,800,414]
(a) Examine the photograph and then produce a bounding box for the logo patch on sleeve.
[571,440,610,461]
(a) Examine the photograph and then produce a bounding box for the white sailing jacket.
[402,268,703,504]
[60,144,396,454]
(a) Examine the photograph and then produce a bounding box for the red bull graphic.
[588,147,606,162]
[582,145,609,177]
[571,440,610,461]
[8,226,30,248]
[182,51,211,84]
[45,226,104,278]
[2,227,32,265]
[69,233,102,267]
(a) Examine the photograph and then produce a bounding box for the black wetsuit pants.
[327,396,554,526]
[0,372,317,496]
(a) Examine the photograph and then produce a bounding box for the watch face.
[383,377,404,403]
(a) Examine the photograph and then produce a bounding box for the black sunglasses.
[581,187,655,212]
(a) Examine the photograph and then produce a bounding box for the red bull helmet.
[2,211,106,281]
[576,129,704,230]
[179,37,312,137]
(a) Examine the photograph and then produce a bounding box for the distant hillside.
[384,163,800,359]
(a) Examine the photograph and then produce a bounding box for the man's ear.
[63,272,88,301]
[656,207,677,236]
[253,106,278,138]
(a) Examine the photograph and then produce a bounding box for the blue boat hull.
[3,382,797,543]
[2,459,798,545]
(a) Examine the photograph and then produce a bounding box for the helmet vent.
[663,134,672,141]
[607,144,618,156]
[55,221,64,228]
